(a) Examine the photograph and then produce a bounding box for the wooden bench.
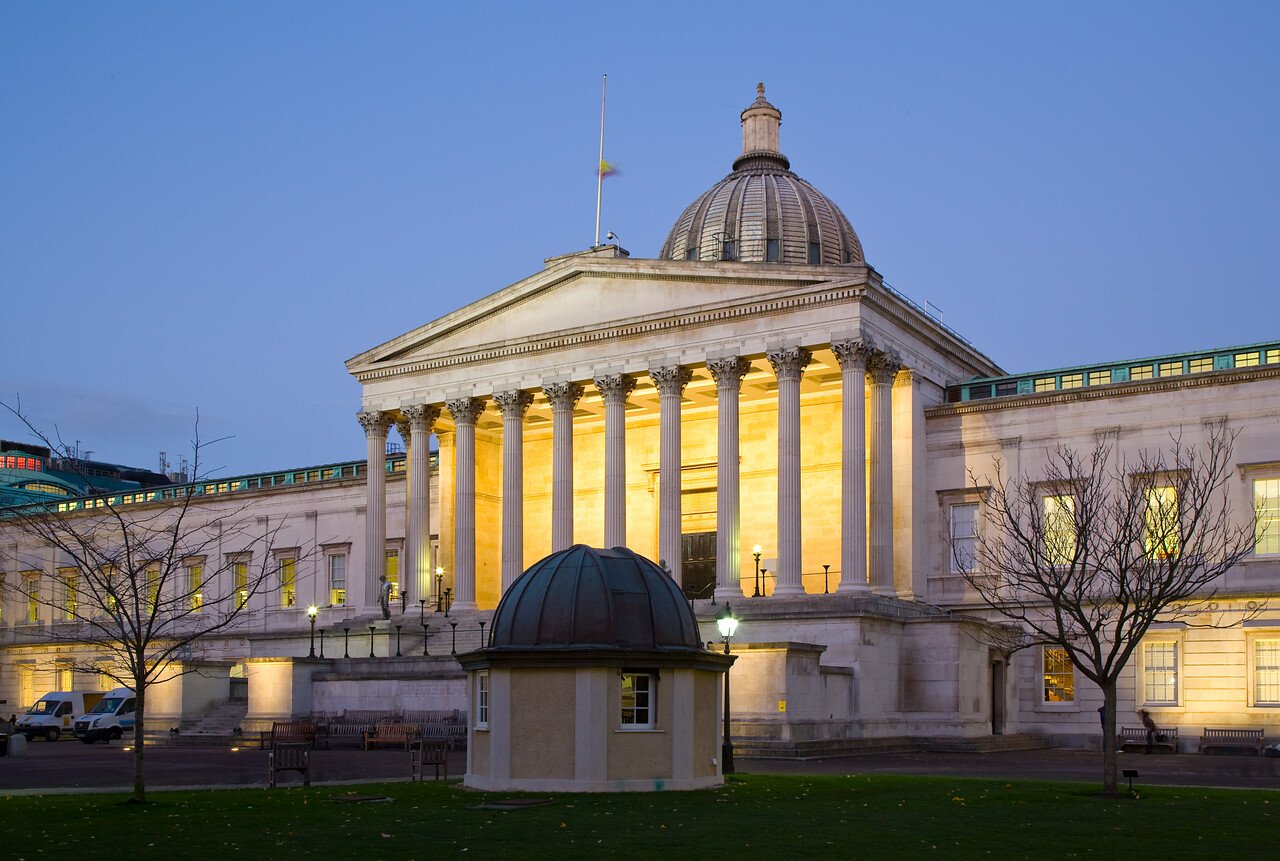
[410,739,450,781]
[325,723,371,749]
[260,721,316,751]
[1118,726,1178,753]
[268,742,311,787]
[363,722,421,751]
[1199,727,1266,755]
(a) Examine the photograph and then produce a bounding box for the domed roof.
[488,545,702,652]
[659,83,865,266]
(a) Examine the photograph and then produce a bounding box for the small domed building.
[459,545,733,792]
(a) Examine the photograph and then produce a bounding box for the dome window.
[686,246,698,261]
[722,240,738,261]
[808,242,821,264]
[766,239,780,262]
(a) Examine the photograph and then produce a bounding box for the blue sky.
[3,2,1278,476]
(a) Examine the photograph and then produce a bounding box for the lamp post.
[395,624,403,657]
[368,625,376,658]
[444,587,453,616]
[419,598,426,625]
[319,627,326,659]
[752,545,762,598]
[434,567,444,612]
[716,603,739,775]
[760,568,768,596]
[450,621,458,655]
[422,624,432,656]
[401,588,408,615]
[478,619,487,649]
[823,563,831,594]
[307,605,318,658]
[343,626,350,659]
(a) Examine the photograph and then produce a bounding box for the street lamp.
[450,620,458,655]
[435,567,445,612]
[715,603,739,775]
[307,605,318,658]
[823,563,831,594]
[752,545,762,598]
[418,598,426,625]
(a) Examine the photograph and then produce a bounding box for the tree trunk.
[1100,680,1118,797]
[131,681,146,804]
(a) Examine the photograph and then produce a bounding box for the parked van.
[73,687,137,743]
[17,691,105,742]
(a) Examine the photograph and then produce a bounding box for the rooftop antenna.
[594,74,607,248]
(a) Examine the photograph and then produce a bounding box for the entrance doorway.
[990,660,1006,735]
[681,531,716,600]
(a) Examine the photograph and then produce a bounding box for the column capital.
[543,381,585,411]
[867,350,903,386]
[767,346,812,383]
[446,397,487,427]
[357,409,392,438]
[707,356,752,391]
[594,373,636,405]
[402,403,441,431]
[832,339,874,370]
[396,419,412,447]
[494,389,535,419]
[650,365,693,396]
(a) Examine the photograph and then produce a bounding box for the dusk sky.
[3,3,1277,477]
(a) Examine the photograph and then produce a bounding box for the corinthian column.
[707,356,752,601]
[768,347,811,595]
[543,382,584,552]
[651,365,693,586]
[446,397,486,610]
[402,405,439,604]
[358,409,393,605]
[494,390,534,592]
[867,350,901,597]
[832,340,871,594]
[594,373,636,548]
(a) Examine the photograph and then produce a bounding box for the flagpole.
[594,74,607,248]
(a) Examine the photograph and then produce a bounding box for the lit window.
[1042,647,1074,703]
[22,570,40,623]
[1143,641,1178,705]
[1188,357,1214,374]
[1267,349,1280,364]
[476,670,490,728]
[1088,370,1111,386]
[328,554,347,606]
[1255,479,1280,555]
[279,556,297,608]
[1255,640,1280,705]
[55,662,72,692]
[1144,486,1180,560]
[949,503,978,573]
[233,560,250,609]
[1034,377,1056,392]
[187,563,203,612]
[621,672,654,727]
[1043,495,1077,566]
[1129,365,1153,381]
[146,567,160,613]
[1158,361,1184,377]
[58,567,77,620]
[386,549,400,602]
[1236,351,1261,368]
[1060,373,1083,389]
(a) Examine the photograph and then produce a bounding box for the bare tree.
[2,404,290,803]
[956,423,1258,796]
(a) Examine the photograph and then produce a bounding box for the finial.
[757,81,765,98]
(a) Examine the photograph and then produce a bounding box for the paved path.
[2,740,1277,794]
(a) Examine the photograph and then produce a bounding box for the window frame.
[620,670,656,729]
[1253,477,1280,556]
[475,670,490,729]
[275,550,299,609]
[1251,637,1280,707]
[185,558,204,613]
[1041,493,1078,567]
[1041,646,1075,705]
[21,570,40,624]
[325,546,350,607]
[949,501,980,574]
[1138,633,1183,707]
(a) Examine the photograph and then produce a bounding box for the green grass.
[1,774,1275,860]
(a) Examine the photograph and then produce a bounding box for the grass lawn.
[1,773,1275,860]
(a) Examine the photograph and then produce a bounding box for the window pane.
[621,673,653,726]
[1254,479,1280,555]
[1144,486,1180,560]
[1144,642,1178,704]
[950,503,978,573]
[1256,640,1280,705]
[1043,495,1077,565]
[329,555,347,606]
[1043,647,1074,703]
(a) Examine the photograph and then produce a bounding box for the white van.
[73,687,137,743]
[17,691,105,742]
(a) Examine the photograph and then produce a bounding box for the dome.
[488,545,702,652]
[659,83,865,266]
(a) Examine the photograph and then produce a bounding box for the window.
[55,662,72,692]
[1034,377,1056,393]
[476,670,489,728]
[386,548,401,602]
[58,567,78,620]
[1158,361,1183,377]
[807,241,821,264]
[328,554,348,606]
[1143,641,1178,705]
[1236,351,1261,368]
[721,240,737,260]
[685,246,697,261]
[19,665,35,708]
[1144,486,1180,560]
[233,558,250,609]
[97,665,115,691]
[1129,365,1153,381]
[765,239,780,262]
[1043,495,1077,566]
[1060,373,1083,389]
[949,502,978,573]
[1267,349,1280,365]
[1255,640,1280,706]
[1042,647,1074,703]
[279,555,297,608]
[1254,479,1280,555]
[186,562,204,612]
[22,570,40,623]
[1188,357,1214,374]
[1088,370,1111,386]
[621,672,654,727]
[146,566,160,613]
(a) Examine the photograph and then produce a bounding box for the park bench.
[325,723,371,749]
[363,722,421,751]
[413,710,467,751]
[260,721,316,750]
[1198,727,1266,755]
[268,742,311,787]
[410,739,450,781]
[1118,725,1178,753]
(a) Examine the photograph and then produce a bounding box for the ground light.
[716,603,739,775]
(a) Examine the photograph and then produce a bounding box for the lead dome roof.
[488,545,702,652]
[659,84,865,266]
